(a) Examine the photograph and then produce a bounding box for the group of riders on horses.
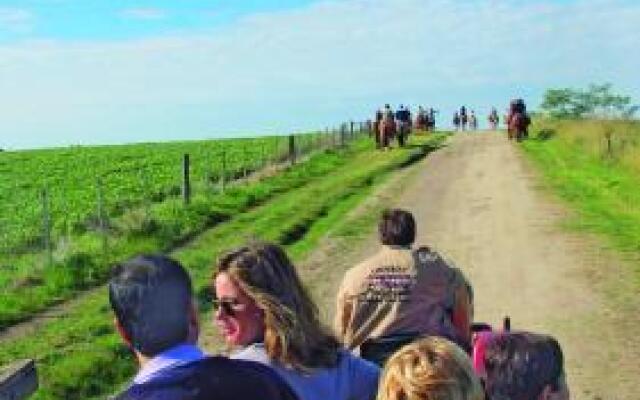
[451,100,531,140]
[372,104,437,150]
[371,99,531,150]
[453,106,479,131]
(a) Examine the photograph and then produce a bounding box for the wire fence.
[0,122,371,265]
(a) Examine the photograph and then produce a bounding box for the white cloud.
[120,8,167,20]
[0,0,639,149]
[0,8,34,33]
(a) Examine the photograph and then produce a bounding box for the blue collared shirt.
[134,344,206,384]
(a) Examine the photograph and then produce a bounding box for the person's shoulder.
[346,250,388,277]
[196,356,299,399]
[339,350,379,374]
[230,342,271,365]
[337,351,381,396]
[114,356,299,400]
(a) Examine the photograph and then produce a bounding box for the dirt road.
[298,132,638,399]
[386,132,639,399]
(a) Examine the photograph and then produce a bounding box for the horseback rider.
[374,109,384,148]
[379,104,395,150]
[460,106,468,131]
[506,99,531,140]
[395,105,411,147]
[428,108,436,131]
[416,106,426,130]
[469,110,478,131]
[488,108,499,130]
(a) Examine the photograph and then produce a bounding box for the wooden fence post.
[41,188,52,268]
[289,135,296,165]
[261,142,267,167]
[242,144,248,179]
[219,150,226,193]
[182,154,191,205]
[96,178,108,261]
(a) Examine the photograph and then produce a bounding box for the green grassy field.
[0,131,347,329]
[522,118,640,283]
[0,133,447,399]
[0,133,329,255]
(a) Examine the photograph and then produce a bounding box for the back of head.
[379,208,416,246]
[483,332,565,400]
[377,337,484,400]
[109,254,192,357]
[216,242,339,371]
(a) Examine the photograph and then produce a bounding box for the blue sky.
[1,0,639,149]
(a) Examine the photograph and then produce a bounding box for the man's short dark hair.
[109,254,193,357]
[378,209,416,246]
[484,332,565,400]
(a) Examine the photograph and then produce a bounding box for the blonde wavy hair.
[377,337,484,400]
[215,242,340,372]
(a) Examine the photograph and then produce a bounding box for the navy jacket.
[113,356,300,400]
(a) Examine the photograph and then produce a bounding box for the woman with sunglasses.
[213,242,380,400]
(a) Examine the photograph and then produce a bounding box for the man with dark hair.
[483,332,570,400]
[394,105,411,147]
[378,208,416,246]
[109,254,299,400]
[335,209,473,365]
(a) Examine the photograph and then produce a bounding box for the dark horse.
[507,99,530,141]
[508,113,529,141]
[379,119,396,149]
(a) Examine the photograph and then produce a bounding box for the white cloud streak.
[120,8,167,20]
[0,0,639,149]
[0,8,34,33]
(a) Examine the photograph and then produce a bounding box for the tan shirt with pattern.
[335,245,472,350]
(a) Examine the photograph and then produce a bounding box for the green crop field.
[0,129,354,329]
[0,132,447,399]
[0,133,330,255]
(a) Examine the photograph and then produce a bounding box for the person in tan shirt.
[335,209,473,362]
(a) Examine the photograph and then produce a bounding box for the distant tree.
[540,83,637,119]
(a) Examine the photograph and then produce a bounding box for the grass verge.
[522,120,640,287]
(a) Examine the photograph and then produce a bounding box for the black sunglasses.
[212,298,244,317]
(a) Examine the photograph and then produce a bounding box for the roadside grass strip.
[0,135,446,399]
[0,143,353,329]
[523,122,640,282]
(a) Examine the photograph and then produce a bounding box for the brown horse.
[415,113,426,130]
[507,112,529,141]
[379,119,396,149]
